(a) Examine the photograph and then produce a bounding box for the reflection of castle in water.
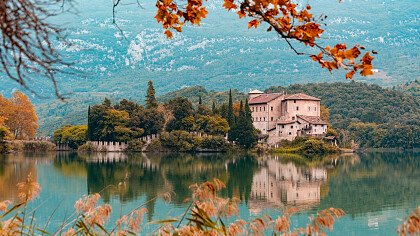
[249,158,327,213]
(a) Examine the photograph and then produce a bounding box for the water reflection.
[249,158,327,214]
[0,151,419,234]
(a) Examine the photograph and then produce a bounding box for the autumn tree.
[146,80,158,109]
[1,92,39,140]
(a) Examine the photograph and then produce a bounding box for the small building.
[248,90,327,144]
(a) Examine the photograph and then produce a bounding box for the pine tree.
[146,80,158,109]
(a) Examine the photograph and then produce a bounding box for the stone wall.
[91,141,128,152]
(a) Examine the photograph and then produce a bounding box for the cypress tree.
[212,101,217,115]
[227,89,234,126]
[87,106,92,141]
[146,80,158,109]
[198,96,202,105]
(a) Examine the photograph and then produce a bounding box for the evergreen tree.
[198,96,202,105]
[229,99,258,148]
[227,89,234,126]
[87,106,92,141]
[103,97,111,107]
[146,80,158,109]
[212,101,217,115]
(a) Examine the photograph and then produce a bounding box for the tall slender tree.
[87,106,92,141]
[146,80,158,109]
[227,89,234,127]
[212,101,217,115]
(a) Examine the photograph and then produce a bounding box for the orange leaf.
[164,30,173,39]
[248,19,259,29]
[346,71,355,79]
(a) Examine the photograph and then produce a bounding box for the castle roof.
[249,93,283,104]
[297,115,328,125]
[284,93,320,101]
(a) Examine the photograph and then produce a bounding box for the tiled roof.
[249,93,283,104]
[277,120,298,125]
[284,93,320,101]
[297,115,328,125]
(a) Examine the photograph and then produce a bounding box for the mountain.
[1,0,419,100]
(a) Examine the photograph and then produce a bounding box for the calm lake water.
[0,152,419,235]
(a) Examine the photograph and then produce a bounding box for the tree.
[146,80,158,109]
[229,99,258,148]
[320,105,330,123]
[195,115,229,135]
[227,89,234,127]
[212,102,217,115]
[166,97,194,131]
[5,92,38,140]
[54,125,88,149]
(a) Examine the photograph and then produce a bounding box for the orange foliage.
[0,91,38,140]
[153,0,375,78]
[398,207,420,236]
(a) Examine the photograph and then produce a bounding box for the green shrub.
[77,142,97,153]
[199,136,230,151]
[146,140,163,152]
[160,131,200,152]
[20,141,56,152]
[127,139,143,152]
[299,139,339,156]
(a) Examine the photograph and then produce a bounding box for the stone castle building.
[248,90,328,144]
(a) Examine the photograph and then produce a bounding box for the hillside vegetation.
[37,82,419,148]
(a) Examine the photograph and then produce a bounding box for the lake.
[0,152,419,235]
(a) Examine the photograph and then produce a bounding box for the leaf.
[248,19,259,29]
[345,70,355,80]
[164,30,173,39]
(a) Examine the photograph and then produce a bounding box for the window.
[315,107,317,111]
[282,125,285,128]
[271,117,274,121]
[291,126,293,129]
[315,124,317,127]
[252,107,254,111]
[289,132,292,135]
[315,129,317,132]
[264,106,266,111]
[294,99,296,103]
[259,107,261,111]
[271,106,273,111]
[263,117,266,121]
[309,107,311,111]
[292,116,295,120]
[296,106,299,111]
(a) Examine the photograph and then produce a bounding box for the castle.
[248,90,327,144]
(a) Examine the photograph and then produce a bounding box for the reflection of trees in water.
[226,154,259,203]
[0,152,55,201]
[319,152,420,216]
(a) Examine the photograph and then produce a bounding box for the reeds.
[0,174,353,235]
